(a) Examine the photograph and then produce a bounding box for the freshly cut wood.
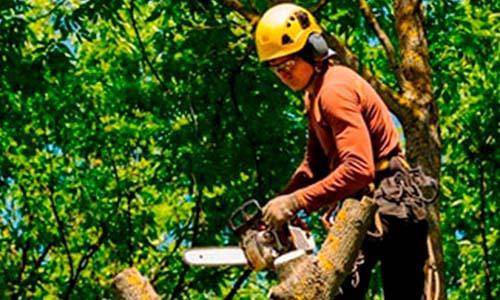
[269,197,378,300]
[112,267,160,300]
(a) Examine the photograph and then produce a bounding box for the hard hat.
[255,3,322,62]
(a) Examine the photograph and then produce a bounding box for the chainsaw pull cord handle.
[321,202,339,230]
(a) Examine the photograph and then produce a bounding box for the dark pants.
[335,215,429,300]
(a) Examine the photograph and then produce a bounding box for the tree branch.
[34,242,54,270]
[324,33,418,123]
[13,242,54,299]
[228,46,265,199]
[223,269,252,300]
[64,227,107,299]
[309,0,329,14]
[126,192,135,267]
[16,184,33,287]
[129,0,171,94]
[168,174,203,300]
[478,163,493,300]
[113,268,160,300]
[79,232,107,274]
[269,197,378,299]
[16,239,31,292]
[149,213,194,284]
[394,0,432,106]
[46,183,75,284]
[358,0,405,89]
[30,1,65,22]
[220,0,260,25]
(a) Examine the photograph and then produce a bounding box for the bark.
[269,197,378,299]
[113,268,160,300]
[393,2,444,300]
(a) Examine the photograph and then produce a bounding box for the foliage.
[0,0,497,299]
[428,1,499,299]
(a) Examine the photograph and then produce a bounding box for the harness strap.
[321,156,399,229]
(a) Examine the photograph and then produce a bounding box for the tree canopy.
[0,0,498,299]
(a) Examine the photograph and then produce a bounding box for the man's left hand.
[262,194,302,229]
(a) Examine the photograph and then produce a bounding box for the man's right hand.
[262,193,302,229]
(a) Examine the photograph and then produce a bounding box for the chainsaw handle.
[229,199,262,233]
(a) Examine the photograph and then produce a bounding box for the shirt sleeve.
[295,83,375,213]
[281,124,328,195]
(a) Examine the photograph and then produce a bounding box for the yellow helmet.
[255,3,322,62]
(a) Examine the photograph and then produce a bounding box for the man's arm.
[263,117,328,229]
[281,124,327,195]
[294,83,375,213]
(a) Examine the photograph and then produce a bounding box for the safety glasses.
[268,56,297,74]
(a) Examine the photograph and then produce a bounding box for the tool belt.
[321,155,439,229]
[373,155,438,222]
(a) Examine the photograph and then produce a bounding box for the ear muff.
[308,33,329,61]
[298,33,329,65]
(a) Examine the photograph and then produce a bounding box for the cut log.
[269,196,378,300]
[112,267,160,300]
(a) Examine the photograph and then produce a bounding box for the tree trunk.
[393,2,444,299]
[269,197,378,299]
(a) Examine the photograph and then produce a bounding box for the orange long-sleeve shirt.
[283,65,402,213]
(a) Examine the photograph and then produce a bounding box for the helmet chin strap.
[302,68,320,91]
[301,49,337,91]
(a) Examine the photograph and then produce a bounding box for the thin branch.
[126,192,135,267]
[249,0,259,14]
[13,242,54,299]
[478,163,493,300]
[223,269,252,300]
[128,0,171,94]
[16,239,31,290]
[227,46,265,199]
[189,173,203,247]
[309,0,329,13]
[169,267,189,300]
[30,1,65,22]
[169,174,203,300]
[46,183,74,282]
[34,242,54,270]
[186,72,200,140]
[64,227,107,300]
[103,150,125,213]
[359,0,405,89]
[149,213,194,284]
[16,184,33,286]
[220,0,260,25]
[76,229,107,277]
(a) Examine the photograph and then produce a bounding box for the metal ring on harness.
[410,167,439,204]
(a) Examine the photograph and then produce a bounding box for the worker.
[255,4,433,300]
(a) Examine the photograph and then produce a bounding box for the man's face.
[268,55,314,91]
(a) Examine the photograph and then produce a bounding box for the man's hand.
[262,194,302,229]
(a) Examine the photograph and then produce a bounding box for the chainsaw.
[183,199,316,271]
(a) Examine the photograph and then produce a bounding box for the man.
[255,4,430,300]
